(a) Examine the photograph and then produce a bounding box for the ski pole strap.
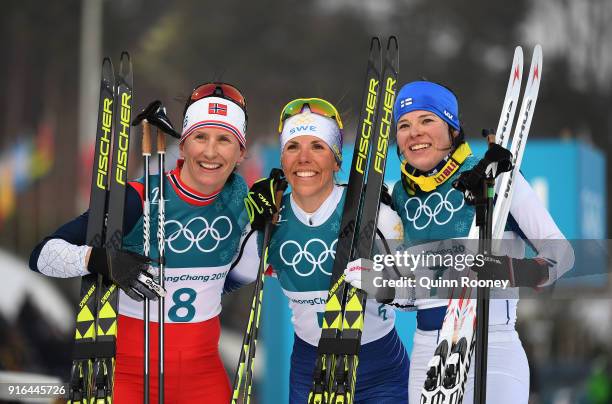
[316,338,360,355]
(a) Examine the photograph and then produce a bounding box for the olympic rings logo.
[165,216,233,253]
[279,238,337,277]
[404,188,464,230]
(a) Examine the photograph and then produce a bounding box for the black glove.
[244,168,287,231]
[88,247,165,301]
[472,254,549,287]
[453,143,513,204]
[381,183,393,207]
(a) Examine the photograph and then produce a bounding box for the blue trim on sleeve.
[506,213,539,254]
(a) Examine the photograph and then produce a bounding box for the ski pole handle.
[269,168,288,223]
[272,188,286,223]
[141,119,152,404]
[482,128,496,145]
[142,121,152,156]
[157,127,166,154]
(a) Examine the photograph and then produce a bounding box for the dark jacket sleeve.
[29,184,143,272]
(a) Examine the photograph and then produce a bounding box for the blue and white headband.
[393,81,460,130]
[280,109,343,163]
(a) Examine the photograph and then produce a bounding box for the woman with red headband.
[30,82,251,403]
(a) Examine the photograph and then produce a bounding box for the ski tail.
[491,44,542,241]
[308,37,383,404]
[68,57,115,404]
[495,46,524,150]
[328,36,399,404]
[486,46,523,183]
[472,46,524,239]
[105,51,134,252]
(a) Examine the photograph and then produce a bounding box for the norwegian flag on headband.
[208,102,227,116]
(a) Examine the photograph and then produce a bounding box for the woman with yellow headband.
[344,80,574,403]
[230,98,409,403]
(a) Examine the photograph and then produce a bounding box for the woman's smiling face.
[281,135,339,210]
[396,110,456,171]
[179,127,245,194]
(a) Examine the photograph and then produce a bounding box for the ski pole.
[132,100,159,404]
[232,169,287,403]
[132,101,180,404]
[473,131,496,404]
[142,121,152,404]
[154,108,179,404]
[156,126,166,403]
[243,172,287,400]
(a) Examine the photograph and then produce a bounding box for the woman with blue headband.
[227,98,410,403]
[344,81,574,403]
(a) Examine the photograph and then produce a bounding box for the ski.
[418,47,523,404]
[308,37,383,404]
[90,51,133,403]
[328,36,399,404]
[491,45,543,241]
[420,44,543,404]
[473,44,543,404]
[68,57,115,404]
[488,47,524,177]
[67,52,134,404]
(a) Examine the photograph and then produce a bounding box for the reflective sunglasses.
[184,82,248,118]
[278,98,343,133]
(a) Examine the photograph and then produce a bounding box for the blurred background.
[1,0,611,403]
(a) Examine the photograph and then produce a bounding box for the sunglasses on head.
[278,98,343,133]
[184,82,248,118]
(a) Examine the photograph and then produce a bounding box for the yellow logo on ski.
[104,320,117,336]
[345,293,363,311]
[98,302,117,318]
[343,314,364,330]
[77,306,94,322]
[323,314,341,330]
[75,324,95,339]
[326,294,342,311]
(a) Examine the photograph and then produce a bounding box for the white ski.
[491,44,543,242]
[420,44,543,404]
